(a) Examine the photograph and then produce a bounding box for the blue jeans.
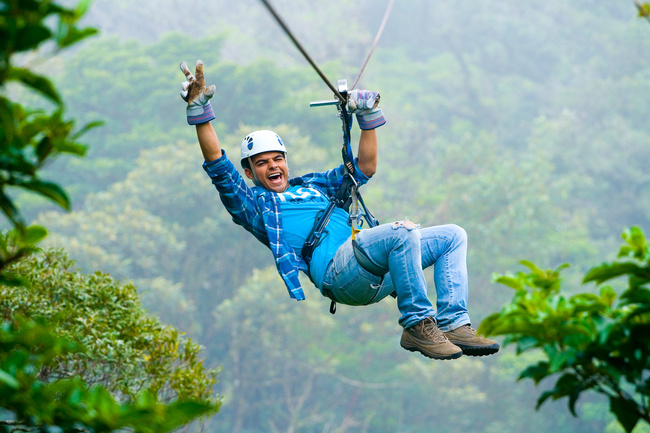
[321,222,471,330]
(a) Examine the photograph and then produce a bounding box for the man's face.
[245,151,289,193]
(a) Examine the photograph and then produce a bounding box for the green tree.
[0,0,100,281]
[0,0,220,430]
[479,226,650,433]
[0,316,217,433]
[20,1,650,431]
[0,246,220,405]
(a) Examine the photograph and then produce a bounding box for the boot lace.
[420,317,448,344]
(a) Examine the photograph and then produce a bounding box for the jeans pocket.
[331,265,385,306]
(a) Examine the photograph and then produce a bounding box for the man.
[180,60,499,360]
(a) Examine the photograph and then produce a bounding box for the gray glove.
[179,60,216,125]
[349,89,385,130]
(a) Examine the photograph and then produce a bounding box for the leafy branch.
[0,0,102,280]
[479,226,650,433]
[0,317,219,432]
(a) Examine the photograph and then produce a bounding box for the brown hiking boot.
[401,317,463,360]
[444,324,500,357]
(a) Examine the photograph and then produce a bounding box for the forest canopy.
[3,0,650,432]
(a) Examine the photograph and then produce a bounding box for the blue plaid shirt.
[202,150,370,301]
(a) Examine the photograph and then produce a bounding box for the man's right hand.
[179,60,216,125]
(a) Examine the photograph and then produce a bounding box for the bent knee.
[391,219,420,231]
[390,219,422,244]
[446,224,467,243]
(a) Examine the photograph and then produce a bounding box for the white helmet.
[240,130,287,168]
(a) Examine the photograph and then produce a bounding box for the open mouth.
[268,172,283,185]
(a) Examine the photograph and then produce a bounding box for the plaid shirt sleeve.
[202,151,269,246]
[202,151,306,301]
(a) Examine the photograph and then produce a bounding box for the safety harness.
[301,81,390,314]
[259,0,395,312]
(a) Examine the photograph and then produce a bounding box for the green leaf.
[0,369,20,389]
[518,361,550,384]
[548,350,576,374]
[476,313,506,336]
[35,136,54,162]
[493,274,523,290]
[583,262,644,285]
[21,225,48,245]
[599,285,618,307]
[520,260,546,278]
[88,386,122,425]
[13,179,71,210]
[54,139,88,157]
[3,226,48,250]
[57,26,99,49]
[620,226,646,260]
[536,390,555,410]
[0,271,32,289]
[71,120,104,141]
[592,315,618,345]
[620,287,650,306]
[553,373,583,416]
[161,401,217,431]
[0,188,24,228]
[610,396,640,433]
[514,335,540,354]
[75,0,94,16]
[7,67,62,105]
[14,25,52,52]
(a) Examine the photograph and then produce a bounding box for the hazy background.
[14,1,650,432]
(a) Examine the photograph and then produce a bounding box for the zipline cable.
[261,1,391,304]
[350,0,394,91]
[259,0,344,103]
[258,0,394,99]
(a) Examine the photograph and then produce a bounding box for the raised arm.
[350,89,385,178]
[357,129,377,177]
[179,60,222,162]
[196,122,222,162]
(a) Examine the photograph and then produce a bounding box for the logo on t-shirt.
[277,186,326,203]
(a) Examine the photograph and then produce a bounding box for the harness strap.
[352,238,388,276]
[301,203,336,267]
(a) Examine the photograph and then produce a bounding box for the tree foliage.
[0,316,217,433]
[0,245,220,404]
[480,226,650,433]
[0,0,220,431]
[0,0,99,282]
[16,0,650,431]
[0,0,101,223]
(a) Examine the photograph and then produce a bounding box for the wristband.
[356,108,386,130]
[187,102,215,125]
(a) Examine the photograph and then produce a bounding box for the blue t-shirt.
[277,185,351,289]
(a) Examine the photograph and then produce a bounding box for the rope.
[259,0,394,96]
[351,0,395,90]
[258,0,344,103]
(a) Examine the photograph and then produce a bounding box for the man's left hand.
[349,89,380,112]
[349,89,386,130]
